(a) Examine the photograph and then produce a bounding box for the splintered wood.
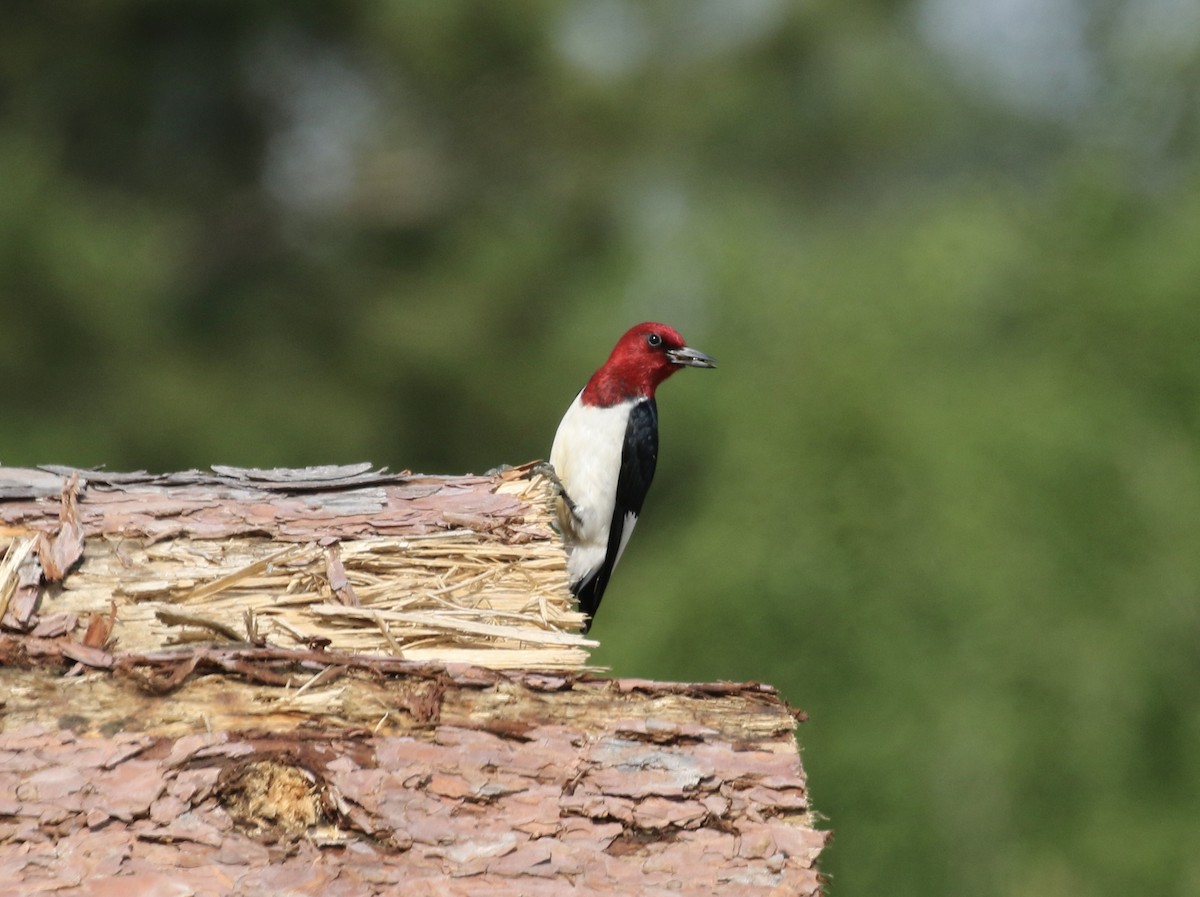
[0,464,828,895]
[0,464,592,669]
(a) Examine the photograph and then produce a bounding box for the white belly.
[549,394,635,585]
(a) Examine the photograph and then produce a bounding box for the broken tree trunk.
[0,462,590,668]
[0,464,827,896]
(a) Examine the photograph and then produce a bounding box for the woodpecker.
[549,322,716,632]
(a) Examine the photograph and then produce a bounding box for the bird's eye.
[646,333,663,348]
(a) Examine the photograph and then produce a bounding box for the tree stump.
[0,464,826,896]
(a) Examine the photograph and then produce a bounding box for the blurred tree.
[2,2,1199,896]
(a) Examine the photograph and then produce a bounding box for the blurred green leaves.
[2,2,1199,896]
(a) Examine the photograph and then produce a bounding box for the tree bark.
[0,465,826,896]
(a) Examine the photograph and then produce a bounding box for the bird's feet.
[531,461,581,525]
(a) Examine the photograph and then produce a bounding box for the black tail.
[572,566,612,634]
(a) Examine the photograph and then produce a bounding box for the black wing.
[574,398,658,631]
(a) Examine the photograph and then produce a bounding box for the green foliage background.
[3,3,1199,895]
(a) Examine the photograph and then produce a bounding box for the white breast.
[549,393,636,586]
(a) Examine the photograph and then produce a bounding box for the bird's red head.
[580,322,717,407]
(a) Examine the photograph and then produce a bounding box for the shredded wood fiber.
[0,464,829,894]
[0,464,594,669]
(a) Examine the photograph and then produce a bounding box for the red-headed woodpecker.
[549,322,716,632]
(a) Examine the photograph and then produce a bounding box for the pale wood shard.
[0,463,592,668]
[0,464,827,895]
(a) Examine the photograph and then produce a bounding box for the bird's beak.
[667,346,718,369]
